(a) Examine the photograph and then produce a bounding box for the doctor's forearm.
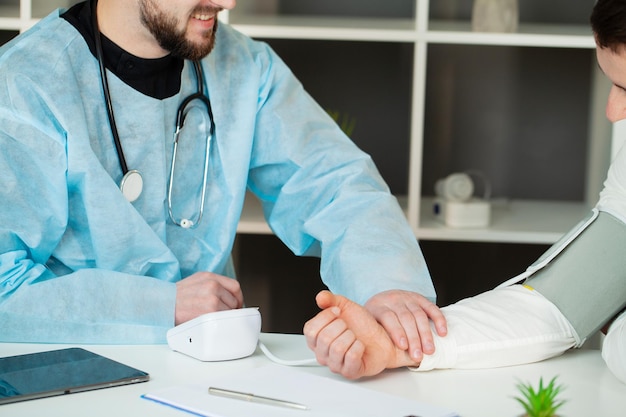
[0,269,176,344]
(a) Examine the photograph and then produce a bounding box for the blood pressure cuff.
[524,210,626,346]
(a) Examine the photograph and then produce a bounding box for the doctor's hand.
[304,290,418,379]
[364,289,447,364]
[175,272,244,325]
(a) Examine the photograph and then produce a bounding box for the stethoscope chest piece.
[120,169,143,203]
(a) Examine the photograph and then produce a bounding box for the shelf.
[0,17,20,30]
[427,22,595,48]
[237,194,272,235]
[237,194,589,244]
[417,197,591,244]
[230,15,417,42]
[237,195,411,237]
[229,14,595,49]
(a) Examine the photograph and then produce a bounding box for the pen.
[208,387,308,411]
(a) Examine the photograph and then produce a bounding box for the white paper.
[143,364,458,417]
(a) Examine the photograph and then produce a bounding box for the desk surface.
[1,333,624,417]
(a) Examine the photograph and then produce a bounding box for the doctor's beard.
[139,1,219,61]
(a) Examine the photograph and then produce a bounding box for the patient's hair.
[591,0,626,52]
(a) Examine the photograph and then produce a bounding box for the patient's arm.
[602,310,626,384]
[304,286,577,379]
[303,290,419,379]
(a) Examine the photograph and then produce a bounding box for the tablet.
[0,347,150,405]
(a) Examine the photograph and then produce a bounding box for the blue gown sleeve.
[0,265,176,344]
[245,42,436,305]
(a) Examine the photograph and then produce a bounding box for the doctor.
[304,0,626,383]
[0,0,447,351]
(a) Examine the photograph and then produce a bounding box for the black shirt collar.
[62,1,184,99]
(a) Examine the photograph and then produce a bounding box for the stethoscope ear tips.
[180,219,194,229]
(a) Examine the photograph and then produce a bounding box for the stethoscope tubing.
[91,0,214,225]
[168,61,213,229]
[92,0,129,176]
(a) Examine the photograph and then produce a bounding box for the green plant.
[327,109,356,137]
[514,376,566,417]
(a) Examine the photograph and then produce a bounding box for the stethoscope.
[91,0,213,228]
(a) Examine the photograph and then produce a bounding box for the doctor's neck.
[96,0,171,59]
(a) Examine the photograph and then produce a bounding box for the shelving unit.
[2,1,614,246]
[225,1,613,245]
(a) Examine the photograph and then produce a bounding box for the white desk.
[1,333,624,417]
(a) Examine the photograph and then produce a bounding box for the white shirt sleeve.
[602,310,626,384]
[412,285,577,371]
[597,138,626,224]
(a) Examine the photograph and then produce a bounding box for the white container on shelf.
[471,0,518,33]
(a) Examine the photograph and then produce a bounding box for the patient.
[304,0,626,383]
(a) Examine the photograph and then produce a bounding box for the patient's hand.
[303,290,419,379]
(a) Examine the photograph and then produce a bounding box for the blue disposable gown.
[0,10,435,343]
